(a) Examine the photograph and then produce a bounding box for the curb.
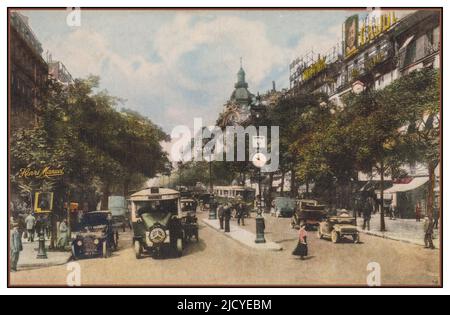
[202,219,283,252]
[357,228,440,249]
[18,254,72,271]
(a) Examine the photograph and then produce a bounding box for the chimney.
[272,81,276,92]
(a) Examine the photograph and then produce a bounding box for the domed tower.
[220,59,254,126]
[230,59,254,109]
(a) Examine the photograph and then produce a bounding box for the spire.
[236,58,247,88]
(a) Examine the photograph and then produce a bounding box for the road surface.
[10,213,440,287]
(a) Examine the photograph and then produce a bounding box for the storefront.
[383,177,428,219]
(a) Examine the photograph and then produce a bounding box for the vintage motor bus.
[129,187,198,258]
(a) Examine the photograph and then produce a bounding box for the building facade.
[10,11,48,130]
[288,10,441,218]
[219,63,255,126]
[48,60,73,85]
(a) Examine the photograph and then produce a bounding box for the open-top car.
[317,210,359,244]
[292,199,328,229]
[72,211,119,260]
[129,187,197,259]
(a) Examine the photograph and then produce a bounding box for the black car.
[72,211,119,260]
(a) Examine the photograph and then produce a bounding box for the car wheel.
[102,242,111,258]
[71,245,78,260]
[317,228,323,239]
[176,238,183,257]
[195,230,199,242]
[134,240,143,259]
[331,231,340,244]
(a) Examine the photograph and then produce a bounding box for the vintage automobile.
[271,197,296,218]
[180,198,199,242]
[72,211,119,260]
[129,187,198,259]
[317,210,360,244]
[291,199,328,229]
[108,195,130,232]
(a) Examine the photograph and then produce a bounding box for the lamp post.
[207,155,217,220]
[36,216,48,259]
[252,149,267,244]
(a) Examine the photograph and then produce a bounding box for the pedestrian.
[416,202,422,222]
[424,217,435,250]
[24,213,36,242]
[10,223,23,272]
[57,219,69,250]
[292,223,308,260]
[224,204,232,233]
[433,206,440,230]
[389,202,397,220]
[237,203,245,226]
[35,215,44,236]
[218,204,225,230]
[362,199,372,231]
[105,213,115,250]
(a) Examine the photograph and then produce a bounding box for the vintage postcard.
[7,6,442,288]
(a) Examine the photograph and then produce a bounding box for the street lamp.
[252,149,267,244]
[206,154,217,220]
[36,222,48,259]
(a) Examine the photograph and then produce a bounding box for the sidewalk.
[16,239,72,270]
[202,217,283,251]
[357,214,440,249]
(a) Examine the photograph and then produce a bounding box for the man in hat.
[362,198,372,231]
[10,223,23,272]
[424,217,435,250]
[24,212,36,242]
[236,202,246,226]
[218,204,225,230]
[224,203,232,233]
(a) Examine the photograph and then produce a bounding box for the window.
[404,40,417,67]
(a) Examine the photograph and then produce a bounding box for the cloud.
[33,11,351,160]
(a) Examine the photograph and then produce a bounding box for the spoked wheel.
[317,228,323,239]
[331,231,340,244]
[134,240,143,259]
[353,234,360,244]
[176,238,183,257]
[102,242,111,258]
[195,230,199,242]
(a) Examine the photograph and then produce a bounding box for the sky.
[20,9,367,132]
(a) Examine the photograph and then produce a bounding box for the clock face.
[252,153,267,168]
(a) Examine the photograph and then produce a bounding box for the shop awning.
[384,177,428,194]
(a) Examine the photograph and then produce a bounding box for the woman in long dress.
[293,224,308,260]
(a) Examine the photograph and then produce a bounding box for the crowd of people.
[9,201,73,272]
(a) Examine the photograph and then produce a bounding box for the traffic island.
[202,218,283,251]
[16,240,72,271]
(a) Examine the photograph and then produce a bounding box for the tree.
[381,69,440,238]
[269,92,327,198]
[11,75,169,212]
